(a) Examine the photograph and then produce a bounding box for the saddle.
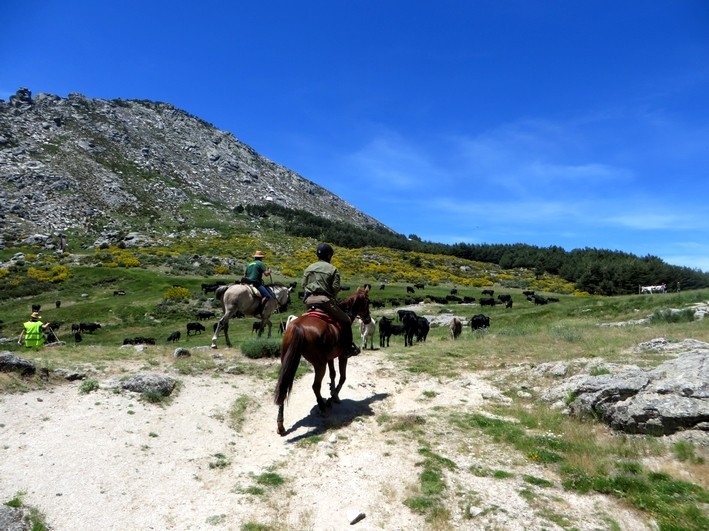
[304,309,339,328]
[243,284,261,298]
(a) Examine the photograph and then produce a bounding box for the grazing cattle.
[79,322,101,333]
[55,300,61,308]
[497,294,512,303]
[113,290,126,296]
[74,332,82,343]
[129,337,156,345]
[252,321,264,334]
[186,322,206,335]
[415,317,430,342]
[370,300,385,309]
[463,296,476,303]
[340,286,351,291]
[450,288,458,295]
[522,290,535,296]
[378,316,405,347]
[547,297,560,303]
[450,317,462,339]
[397,309,417,322]
[201,282,225,294]
[479,297,496,307]
[357,316,376,350]
[414,282,425,289]
[71,323,80,333]
[402,313,419,347]
[380,283,386,290]
[167,331,181,342]
[481,289,494,296]
[196,310,216,320]
[406,286,415,294]
[32,304,41,312]
[640,284,667,294]
[470,314,490,331]
[505,299,513,309]
[429,295,449,304]
[446,295,462,302]
[533,295,548,305]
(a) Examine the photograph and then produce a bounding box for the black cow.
[406,286,415,293]
[505,299,513,309]
[446,295,462,302]
[196,310,216,320]
[522,290,535,296]
[71,323,80,333]
[187,322,206,335]
[201,282,225,294]
[463,296,476,303]
[80,322,101,333]
[113,290,126,296]
[547,297,560,303]
[371,300,385,309]
[380,283,386,290]
[450,288,458,295]
[131,337,156,345]
[167,331,181,342]
[55,300,61,308]
[378,316,405,347]
[397,309,417,322]
[415,317,430,342]
[479,297,496,307]
[470,314,490,330]
[481,289,494,296]
[252,322,263,334]
[402,313,419,347]
[533,295,548,305]
[32,304,41,312]
[74,332,82,343]
[497,294,512,303]
[413,282,425,289]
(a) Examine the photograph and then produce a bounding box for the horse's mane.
[339,288,368,309]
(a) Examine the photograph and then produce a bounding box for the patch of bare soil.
[0,349,653,530]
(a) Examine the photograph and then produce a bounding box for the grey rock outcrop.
[0,353,36,376]
[120,373,177,396]
[544,340,709,435]
[0,88,389,247]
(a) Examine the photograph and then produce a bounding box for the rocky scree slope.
[0,88,387,248]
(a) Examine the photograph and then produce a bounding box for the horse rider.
[19,311,50,348]
[302,243,360,358]
[243,250,273,315]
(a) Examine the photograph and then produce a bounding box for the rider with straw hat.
[243,250,273,315]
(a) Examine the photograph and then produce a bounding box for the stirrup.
[346,344,361,358]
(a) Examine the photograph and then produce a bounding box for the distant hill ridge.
[0,87,389,247]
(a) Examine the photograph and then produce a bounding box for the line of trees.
[245,204,709,295]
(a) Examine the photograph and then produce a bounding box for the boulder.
[548,345,709,435]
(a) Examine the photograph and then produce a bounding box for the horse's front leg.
[333,356,348,400]
[312,364,328,413]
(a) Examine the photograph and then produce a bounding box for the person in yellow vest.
[19,312,50,348]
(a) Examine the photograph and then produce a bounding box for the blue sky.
[3,1,709,270]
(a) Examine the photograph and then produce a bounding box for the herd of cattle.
[33,286,559,348]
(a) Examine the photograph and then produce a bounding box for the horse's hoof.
[277,423,286,436]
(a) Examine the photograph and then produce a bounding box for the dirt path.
[0,350,651,530]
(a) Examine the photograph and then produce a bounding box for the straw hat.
[253,251,265,258]
[30,312,41,319]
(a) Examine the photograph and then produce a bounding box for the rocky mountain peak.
[0,88,388,248]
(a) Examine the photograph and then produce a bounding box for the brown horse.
[211,283,292,348]
[274,288,371,436]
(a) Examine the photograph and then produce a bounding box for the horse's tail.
[215,284,229,302]
[274,324,304,406]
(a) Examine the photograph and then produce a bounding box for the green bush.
[240,339,281,359]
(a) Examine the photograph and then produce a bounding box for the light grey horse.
[211,283,292,348]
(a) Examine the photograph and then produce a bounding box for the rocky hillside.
[0,88,388,248]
